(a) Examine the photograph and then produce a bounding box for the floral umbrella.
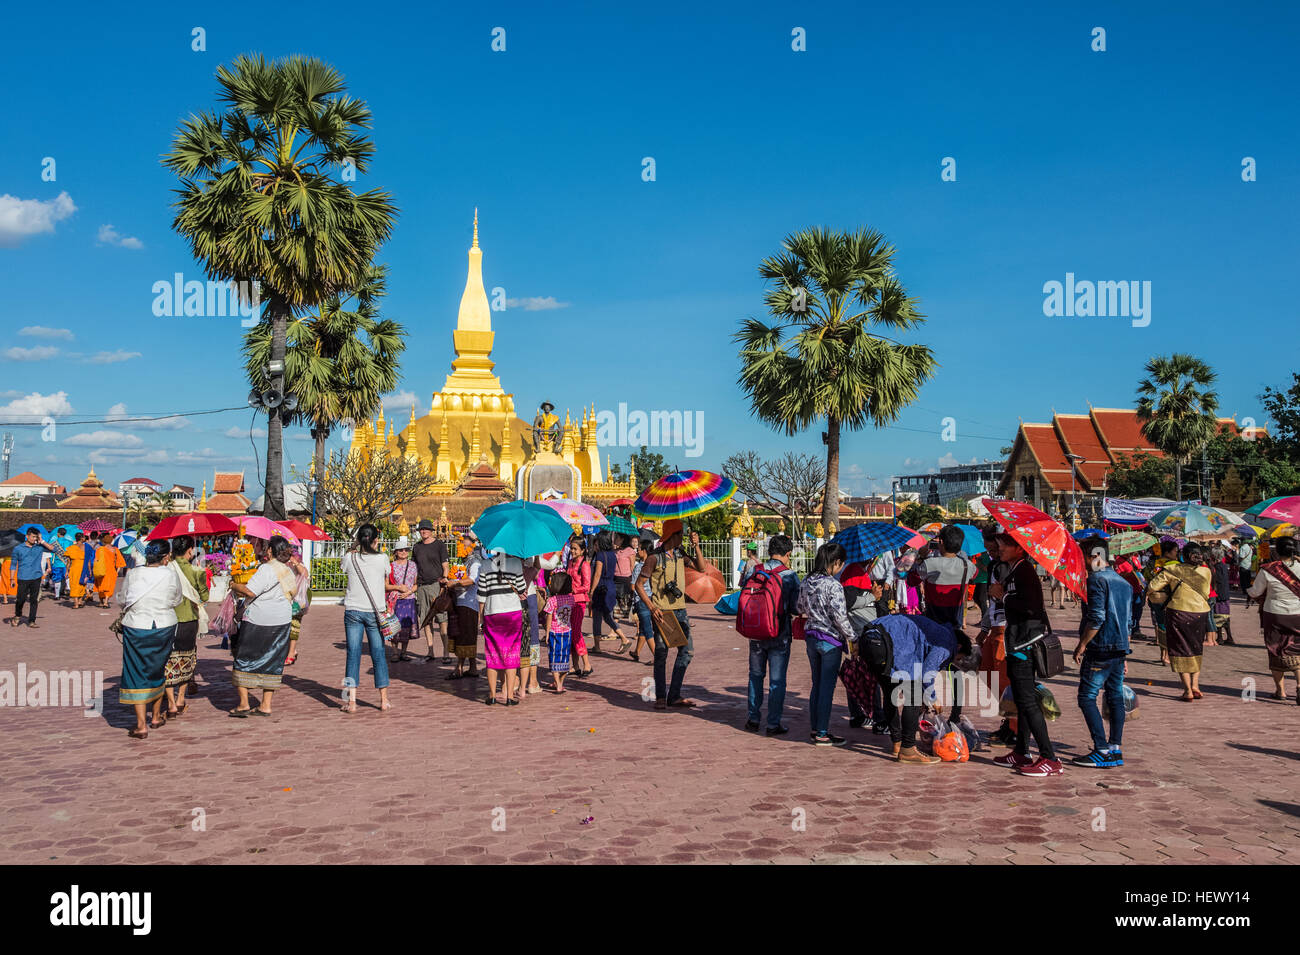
[539,499,609,527]
[982,498,1086,598]
[1108,530,1158,556]
[1148,502,1239,541]
[237,515,300,545]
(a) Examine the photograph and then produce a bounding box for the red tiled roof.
[1090,409,1160,460]
[122,477,161,486]
[0,470,56,487]
[1054,414,1112,490]
[1021,423,1075,493]
[213,472,245,493]
[205,492,250,513]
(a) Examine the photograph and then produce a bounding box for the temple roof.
[56,468,121,508]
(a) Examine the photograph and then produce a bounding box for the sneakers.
[1072,747,1123,768]
[1017,757,1065,777]
[848,716,866,728]
[765,725,790,737]
[993,750,1034,768]
[897,745,940,764]
[812,733,847,747]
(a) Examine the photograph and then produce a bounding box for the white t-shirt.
[243,561,294,627]
[120,565,183,630]
[343,551,391,614]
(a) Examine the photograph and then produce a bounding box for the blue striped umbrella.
[831,523,920,564]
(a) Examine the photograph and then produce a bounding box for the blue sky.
[2,0,1296,500]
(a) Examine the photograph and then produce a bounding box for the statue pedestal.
[516,451,582,502]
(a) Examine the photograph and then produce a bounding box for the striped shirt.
[477,553,526,615]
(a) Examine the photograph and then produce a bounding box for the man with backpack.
[740,535,800,736]
[1071,536,1132,768]
[862,613,960,764]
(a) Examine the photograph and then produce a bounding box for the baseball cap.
[417,518,434,531]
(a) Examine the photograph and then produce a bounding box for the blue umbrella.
[16,523,50,539]
[53,523,81,541]
[951,523,987,556]
[113,530,139,550]
[471,500,575,558]
[831,523,919,564]
[1072,528,1110,541]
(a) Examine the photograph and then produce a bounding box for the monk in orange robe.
[93,544,126,605]
[64,538,88,607]
[0,558,15,604]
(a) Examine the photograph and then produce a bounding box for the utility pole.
[1202,447,1211,506]
[1065,453,1084,532]
[1,432,12,480]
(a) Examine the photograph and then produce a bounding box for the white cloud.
[382,390,417,411]
[103,402,188,431]
[65,431,144,448]
[85,350,141,364]
[3,346,60,361]
[19,326,74,341]
[0,391,74,423]
[0,390,24,400]
[288,433,313,441]
[902,457,926,468]
[225,425,266,439]
[90,448,168,465]
[0,191,76,246]
[505,296,570,311]
[96,224,144,250]
[937,453,961,469]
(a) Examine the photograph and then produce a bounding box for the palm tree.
[735,227,937,532]
[1136,353,1220,500]
[244,263,405,477]
[163,54,398,519]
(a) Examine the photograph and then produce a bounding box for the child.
[544,571,576,694]
[630,537,655,663]
[567,539,593,677]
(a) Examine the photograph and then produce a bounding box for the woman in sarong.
[164,535,209,717]
[228,537,295,717]
[1147,542,1214,701]
[119,540,183,739]
[477,549,527,705]
[1248,535,1300,704]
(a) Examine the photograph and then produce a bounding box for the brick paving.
[1,593,1297,864]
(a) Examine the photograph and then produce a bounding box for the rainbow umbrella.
[631,469,737,520]
[539,499,609,527]
[982,498,1086,598]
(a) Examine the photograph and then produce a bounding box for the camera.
[662,580,683,601]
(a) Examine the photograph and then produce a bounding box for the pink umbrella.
[538,499,609,527]
[236,515,300,545]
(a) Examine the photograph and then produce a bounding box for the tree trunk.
[822,415,841,533]
[264,296,288,520]
[1174,461,1182,501]
[312,427,327,481]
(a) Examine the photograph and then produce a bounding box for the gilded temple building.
[349,212,635,522]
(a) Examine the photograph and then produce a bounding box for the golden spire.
[197,481,208,511]
[472,207,479,250]
[469,411,482,461]
[404,404,419,463]
[444,208,501,393]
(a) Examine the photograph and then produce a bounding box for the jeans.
[1130,592,1144,634]
[13,578,40,624]
[1007,653,1055,759]
[1077,652,1126,750]
[747,634,791,727]
[343,609,391,690]
[652,609,693,702]
[634,599,654,641]
[805,638,844,736]
[881,679,924,747]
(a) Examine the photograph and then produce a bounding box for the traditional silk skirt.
[232,621,292,690]
[1165,608,1207,674]
[453,605,479,660]
[165,620,199,687]
[483,610,523,670]
[1262,610,1300,671]
[548,631,573,673]
[120,624,177,705]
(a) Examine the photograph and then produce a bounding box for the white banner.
[1102,497,1201,525]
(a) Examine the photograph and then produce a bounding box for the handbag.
[352,552,402,640]
[1029,630,1066,679]
[1147,569,1183,606]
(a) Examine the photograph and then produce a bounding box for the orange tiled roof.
[0,470,57,487]
[213,471,245,494]
[1054,414,1112,490]
[205,492,250,513]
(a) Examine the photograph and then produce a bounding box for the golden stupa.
[349,212,634,517]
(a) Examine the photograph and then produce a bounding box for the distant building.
[0,470,61,503]
[119,477,163,502]
[895,461,1005,510]
[996,407,1257,518]
[167,484,196,510]
[202,471,251,514]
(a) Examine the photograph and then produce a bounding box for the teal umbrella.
[605,514,640,538]
[471,500,575,558]
[16,523,50,539]
[54,523,81,541]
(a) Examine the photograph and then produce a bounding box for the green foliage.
[1106,452,1175,500]
[1203,429,1300,500]
[608,446,675,490]
[686,503,738,539]
[1135,353,1219,497]
[897,502,945,528]
[1260,373,1300,459]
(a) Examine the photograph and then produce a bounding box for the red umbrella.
[606,498,634,508]
[981,498,1086,599]
[146,512,240,540]
[276,519,331,542]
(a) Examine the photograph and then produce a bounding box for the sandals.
[229,708,252,718]
[148,717,167,729]
[340,700,357,714]
[615,639,632,654]
[174,703,188,717]
[284,655,296,666]
[249,708,270,717]
[1191,689,1204,700]
[128,728,148,740]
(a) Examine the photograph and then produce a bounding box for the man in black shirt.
[412,519,450,664]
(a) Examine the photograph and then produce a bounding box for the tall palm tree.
[243,263,405,477]
[163,54,398,519]
[735,227,937,531]
[1136,353,1220,500]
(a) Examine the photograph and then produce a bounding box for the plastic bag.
[918,712,950,741]
[210,591,237,636]
[933,727,970,762]
[1104,683,1140,722]
[999,685,1018,717]
[1036,683,1061,721]
[957,715,985,753]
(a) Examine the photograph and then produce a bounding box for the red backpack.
[736,567,785,640]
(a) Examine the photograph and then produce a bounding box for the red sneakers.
[1016,757,1065,777]
[993,750,1034,768]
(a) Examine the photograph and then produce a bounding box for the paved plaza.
[1,596,1297,865]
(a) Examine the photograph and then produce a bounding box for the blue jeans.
[805,638,844,736]
[652,608,693,702]
[747,635,791,728]
[634,599,654,642]
[343,609,391,690]
[1077,653,1125,749]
